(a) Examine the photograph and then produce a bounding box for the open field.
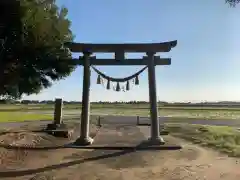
[1,103,240,111]
[2,108,240,121]
[2,103,240,121]
[0,112,53,123]
[91,108,240,119]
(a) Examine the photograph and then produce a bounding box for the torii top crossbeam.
[64,40,177,53]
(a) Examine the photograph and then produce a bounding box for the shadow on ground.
[0,143,182,178]
[0,124,183,178]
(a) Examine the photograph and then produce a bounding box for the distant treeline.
[1,99,240,107]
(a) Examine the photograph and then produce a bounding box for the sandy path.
[0,125,239,180]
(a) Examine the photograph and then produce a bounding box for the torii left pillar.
[75,52,94,145]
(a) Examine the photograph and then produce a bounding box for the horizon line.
[10,100,240,104]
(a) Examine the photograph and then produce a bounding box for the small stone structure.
[45,98,73,138]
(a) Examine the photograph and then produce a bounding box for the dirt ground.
[0,123,239,180]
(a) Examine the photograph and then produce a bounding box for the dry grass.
[165,124,240,157]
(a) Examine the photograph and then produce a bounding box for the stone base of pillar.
[44,123,73,138]
[46,123,67,130]
[147,136,165,145]
[160,130,169,135]
[74,136,94,146]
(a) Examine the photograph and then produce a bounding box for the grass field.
[1,103,240,111]
[1,104,240,120]
[91,108,240,119]
[166,124,240,157]
[0,112,53,123]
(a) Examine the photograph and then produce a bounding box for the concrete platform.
[67,125,182,150]
[45,129,74,138]
[44,123,74,138]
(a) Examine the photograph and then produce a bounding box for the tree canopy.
[0,0,75,100]
[226,0,240,6]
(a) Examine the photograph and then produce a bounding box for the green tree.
[0,0,75,99]
[226,0,240,6]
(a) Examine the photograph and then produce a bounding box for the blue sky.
[23,0,240,102]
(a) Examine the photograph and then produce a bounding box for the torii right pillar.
[147,52,165,145]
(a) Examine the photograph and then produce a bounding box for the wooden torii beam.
[64,41,177,52]
[70,56,171,66]
[64,40,177,146]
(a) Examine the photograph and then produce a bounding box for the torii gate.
[65,40,177,145]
